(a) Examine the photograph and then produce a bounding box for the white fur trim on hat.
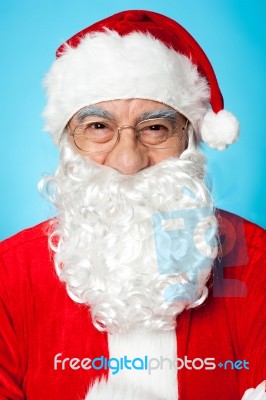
[43,30,210,145]
[201,109,240,150]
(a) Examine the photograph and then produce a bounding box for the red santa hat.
[43,10,239,151]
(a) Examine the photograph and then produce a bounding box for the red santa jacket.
[0,210,265,399]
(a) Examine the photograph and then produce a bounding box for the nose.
[105,126,149,175]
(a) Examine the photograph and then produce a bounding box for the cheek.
[149,146,185,165]
[68,136,106,164]
[87,153,106,165]
[145,132,187,165]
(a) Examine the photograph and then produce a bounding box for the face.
[49,100,216,333]
[67,99,188,175]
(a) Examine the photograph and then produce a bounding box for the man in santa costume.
[0,10,265,400]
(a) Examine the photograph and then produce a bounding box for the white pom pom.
[200,109,240,150]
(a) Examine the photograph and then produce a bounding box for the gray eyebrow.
[76,106,178,124]
[76,106,114,123]
[136,109,178,124]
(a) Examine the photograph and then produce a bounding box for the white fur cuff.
[241,381,266,400]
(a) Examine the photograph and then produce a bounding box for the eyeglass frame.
[68,115,189,154]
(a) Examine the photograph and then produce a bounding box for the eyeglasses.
[70,116,188,154]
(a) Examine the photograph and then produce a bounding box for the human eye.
[145,124,168,133]
[75,121,115,143]
[138,121,169,143]
[90,122,108,130]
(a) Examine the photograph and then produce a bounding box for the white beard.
[43,138,218,334]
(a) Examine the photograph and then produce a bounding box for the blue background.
[0,0,265,240]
